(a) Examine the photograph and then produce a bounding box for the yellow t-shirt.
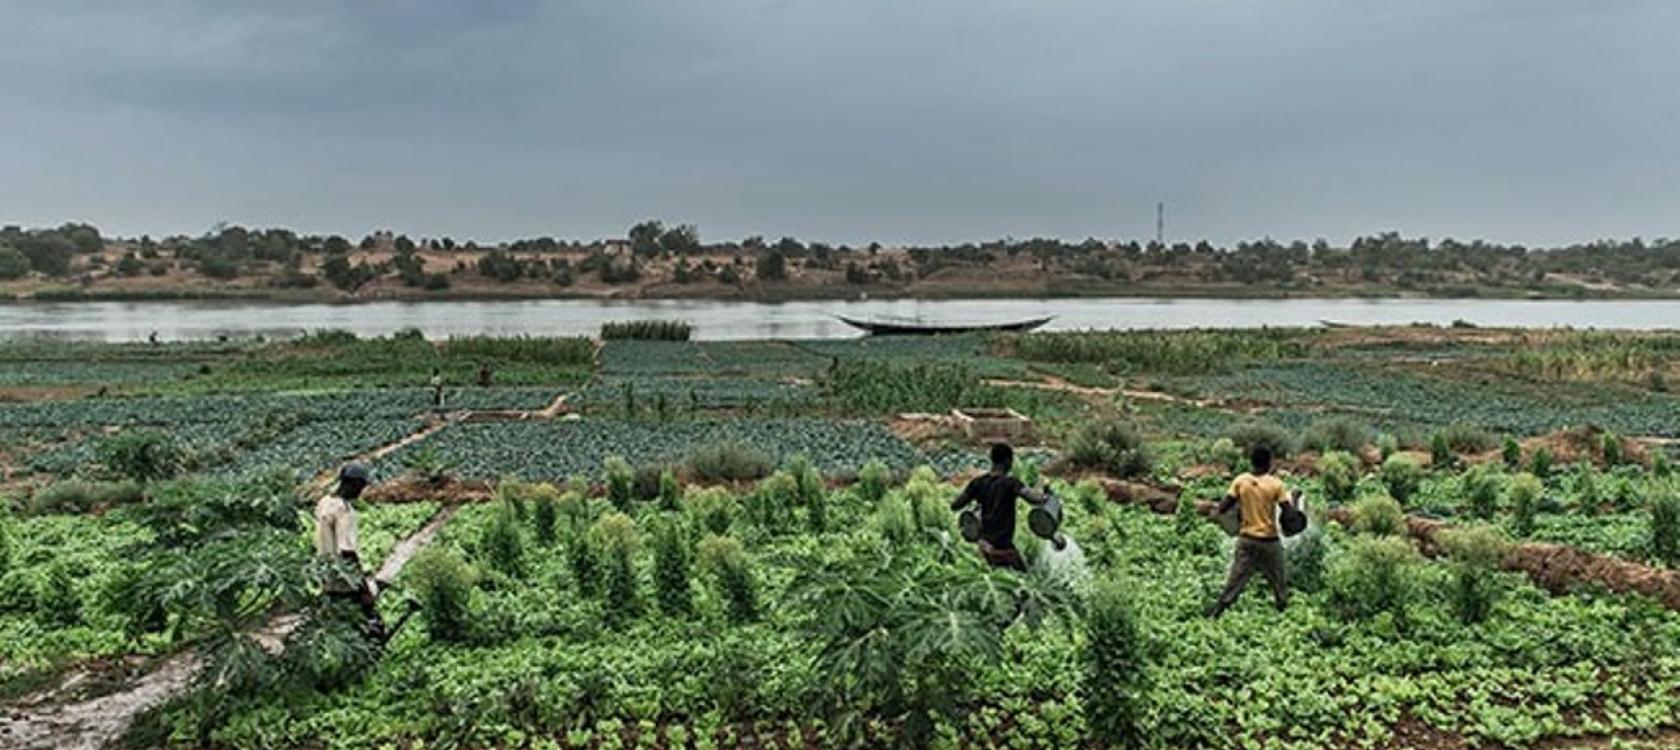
[1229,473,1288,540]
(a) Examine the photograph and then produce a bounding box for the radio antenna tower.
[1155,201,1164,246]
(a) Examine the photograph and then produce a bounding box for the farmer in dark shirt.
[951,443,1048,570]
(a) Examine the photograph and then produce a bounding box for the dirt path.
[0,505,459,750]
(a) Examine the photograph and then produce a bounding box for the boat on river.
[835,314,1054,336]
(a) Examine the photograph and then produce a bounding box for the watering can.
[1027,488,1067,551]
[957,486,1066,550]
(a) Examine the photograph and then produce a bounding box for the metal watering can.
[957,486,1065,550]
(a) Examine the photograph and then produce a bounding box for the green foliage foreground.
[99,472,1680,750]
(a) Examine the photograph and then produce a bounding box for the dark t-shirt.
[956,472,1026,549]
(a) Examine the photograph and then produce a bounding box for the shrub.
[855,459,892,503]
[1570,465,1602,514]
[1351,492,1405,537]
[0,509,10,572]
[874,492,919,545]
[1286,523,1331,593]
[479,499,525,576]
[1530,447,1553,479]
[1461,463,1505,520]
[1302,417,1373,454]
[27,479,144,515]
[652,518,693,617]
[98,429,184,483]
[686,486,737,536]
[1204,437,1245,473]
[686,441,772,482]
[1508,473,1544,537]
[532,485,559,545]
[1601,432,1624,466]
[698,534,758,622]
[405,547,476,642]
[1651,481,1680,566]
[592,512,642,625]
[785,454,827,532]
[1066,418,1152,478]
[1429,432,1455,470]
[632,463,665,502]
[604,456,634,511]
[1221,419,1296,458]
[658,469,682,512]
[1084,579,1149,748]
[1327,536,1420,621]
[1377,433,1400,461]
[750,471,799,528]
[1436,524,1510,625]
[1654,451,1671,479]
[1379,454,1424,504]
[1440,422,1496,454]
[1316,451,1360,504]
[1501,436,1522,468]
[566,526,600,597]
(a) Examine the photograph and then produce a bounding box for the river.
[2,297,1679,341]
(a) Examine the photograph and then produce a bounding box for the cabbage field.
[5,326,1680,749]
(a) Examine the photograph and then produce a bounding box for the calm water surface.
[2,298,1678,341]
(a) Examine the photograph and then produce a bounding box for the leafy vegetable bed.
[378,419,922,478]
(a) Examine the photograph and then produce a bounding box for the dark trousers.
[1209,536,1288,616]
[326,587,386,639]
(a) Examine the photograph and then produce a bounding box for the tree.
[18,234,75,276]
[0,247,29,280]
[657,224,701,255]
[756,249,787,281]
[629,220,664,256]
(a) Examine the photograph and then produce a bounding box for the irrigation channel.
[11,297,1680,341]
[0,394,572,750]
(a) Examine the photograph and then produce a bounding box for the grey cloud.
[1,0,1676,246]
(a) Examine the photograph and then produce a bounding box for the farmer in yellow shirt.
[1206,446,1300,617]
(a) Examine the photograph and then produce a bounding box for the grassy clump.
[600,320,692,341]
[1221,419,1296,459]
[685,441,773,483]
[1066,418,1152,479]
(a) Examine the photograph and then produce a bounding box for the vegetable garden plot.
[573,376,817,413]
[0,387,561,430]
[377,418,923,479]
[211,419,423,482]
[183,480,1680,750]
[598,340,712,377]
[0,360,199,388]
[1167,361,1680,436]
[0,514,157,680]
[793,334,1032,379]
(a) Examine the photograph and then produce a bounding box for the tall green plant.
[604,456,634,511]
[1317,451,1360,504]
[1650,481,1680,566]
[1461,463,1505,520]
[405,546,476,642]
[591,512,642,626]
[698,534,758,623]
[1084,578,1149,748]
[479,499,525,577]
[1327,536,1420,622]
[855,459,892,503]
[652,517,693,617]
[1437,525,1509,625]
[1508,473,1544,537]
[1379,454,1423,504]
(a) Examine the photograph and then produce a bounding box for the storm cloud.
[2,1,1676,246]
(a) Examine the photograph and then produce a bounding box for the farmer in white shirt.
[315,462,384,638]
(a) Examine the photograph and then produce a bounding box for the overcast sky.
[2,1,1676,247]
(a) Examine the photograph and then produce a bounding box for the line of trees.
[6,220,1680,293]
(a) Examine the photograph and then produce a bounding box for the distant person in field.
[429,367,445,407]
[1206,446,1301,617]
[951,443,1048,571]
[315,462,385,638]
[477,361,494,388]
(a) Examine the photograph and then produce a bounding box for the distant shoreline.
[2,282,1672,305]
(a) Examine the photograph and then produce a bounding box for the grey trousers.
[1209,536,1288,616]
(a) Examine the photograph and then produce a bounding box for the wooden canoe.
[836,315,1054,336]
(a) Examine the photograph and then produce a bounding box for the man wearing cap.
[1206,446,1301,617]
[316,462,384,637]
[951,443,1049,571]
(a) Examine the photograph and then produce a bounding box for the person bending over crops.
[1206,446,1301,617]
[951,443,1049,571]
[315,462,386,639]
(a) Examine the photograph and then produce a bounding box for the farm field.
[3,325,1680,749]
